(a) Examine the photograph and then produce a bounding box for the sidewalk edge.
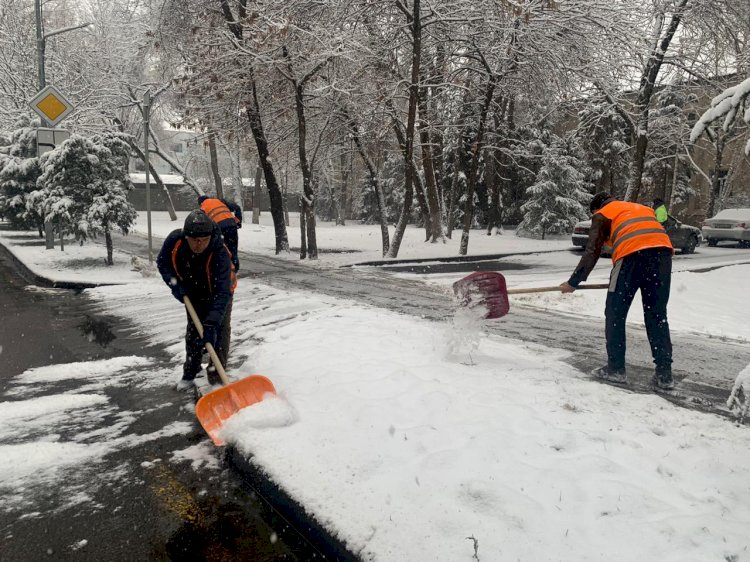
[0,240,118,291]
[226,447,361,562]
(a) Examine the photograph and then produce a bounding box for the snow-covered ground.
[2,216,750,561]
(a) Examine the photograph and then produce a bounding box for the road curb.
[0,240,119,291]
[226,447,360,561]
[345,248,568,267]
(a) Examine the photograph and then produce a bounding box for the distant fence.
[128,181,275,212]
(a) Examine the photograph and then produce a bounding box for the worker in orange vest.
[560,192,675,390]
[198,195,242,271]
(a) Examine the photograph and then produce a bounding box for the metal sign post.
[143,90,153,263]
[29,86,75,250]
[33,0,90,250]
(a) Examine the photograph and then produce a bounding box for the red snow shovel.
[453,271,609,320]
[184,296,276,446]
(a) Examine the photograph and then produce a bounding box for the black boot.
[176,373,196,391]
[207,366,222,386]
[592,365,627,384]
[653,367,675,390]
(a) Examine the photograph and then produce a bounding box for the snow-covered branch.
[690,76,750,155]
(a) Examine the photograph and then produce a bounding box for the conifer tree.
[518,138,591,239]
[0,115,44,232]
[36,134,137,264]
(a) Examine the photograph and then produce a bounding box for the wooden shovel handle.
[184,296,230,385]
[507,283,609,295]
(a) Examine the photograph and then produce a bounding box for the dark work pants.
[221,226,240,271]
[183,299,232,380]
[605,248,672,372]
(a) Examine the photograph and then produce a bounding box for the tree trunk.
[219,0,288,252]
[386,0,422,258]
[446,140,462,240]
[252,165,262,224]
[337,147,348,226]
[244,81,289,253]
[389,110,430,240]
[105,229,113,266]
[485,147,500,234]
[208,130,224,198]
[299,197,307,259]
[283,162,290,225]
[706,136,725,218]
[293,81,317,259]
[347,114,390,255]
[460,79,496,255]
[667,154,679,208]
[305,183,318,260]
[231,136,244,209]
[412,168,431,240]
[625,0,689,202]
[417,80,443,242]
[627,115,650,202]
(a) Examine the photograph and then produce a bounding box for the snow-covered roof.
[129,172,184,185]
[221,177,255,187]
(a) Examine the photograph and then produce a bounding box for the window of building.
[170,143,184,153]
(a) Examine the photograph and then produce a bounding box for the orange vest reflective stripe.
[598,201,672,263]
[171,239,237,294]
[200,199,236,225]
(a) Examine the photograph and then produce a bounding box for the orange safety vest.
[200,198,237,225]
[171,239,237,294]
[598,201,672,263]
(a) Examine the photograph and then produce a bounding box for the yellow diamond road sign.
[29,85,74,127]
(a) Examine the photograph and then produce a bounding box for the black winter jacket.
[568,212,612,288]
[156,224,233,326]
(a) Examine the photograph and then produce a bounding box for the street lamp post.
[34,0,46,104]
[34,0,93,94]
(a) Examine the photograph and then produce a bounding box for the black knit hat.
[589,192,612,213]
[183,210,214,237]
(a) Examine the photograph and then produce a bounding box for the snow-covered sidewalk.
[87,278,750,562]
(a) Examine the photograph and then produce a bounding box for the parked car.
[701,208,750,247]
[572,216,702,254]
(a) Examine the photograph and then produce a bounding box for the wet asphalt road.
[0,245,315,561]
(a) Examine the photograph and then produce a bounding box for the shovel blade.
[195,374,276,446]
[452,271,510,319]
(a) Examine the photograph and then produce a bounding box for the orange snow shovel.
[453,271,609,319]
[184,296,276,446]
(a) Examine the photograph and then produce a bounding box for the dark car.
[701,208,750,247]
[572,216,702,254]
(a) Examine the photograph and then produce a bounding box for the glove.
[202,322,219,348]
[170,283,185,302]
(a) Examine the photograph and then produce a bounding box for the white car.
[572,216,702,254]
[701,208,750,247]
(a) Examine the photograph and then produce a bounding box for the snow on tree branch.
[690,76,750,155]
